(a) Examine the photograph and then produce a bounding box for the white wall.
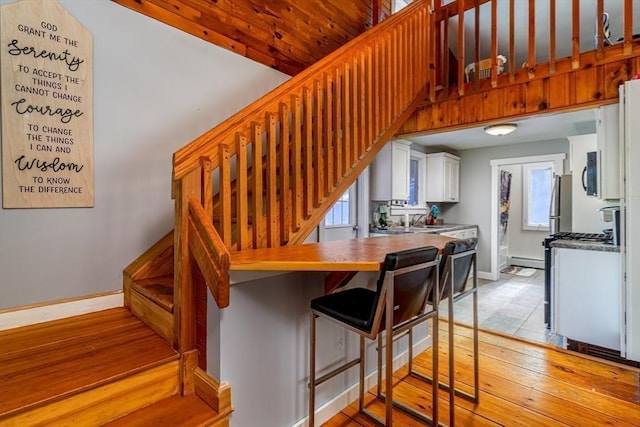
[0,0,289,309]
[442,139,570,273]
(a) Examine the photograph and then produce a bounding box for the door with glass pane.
[321,183,357,241]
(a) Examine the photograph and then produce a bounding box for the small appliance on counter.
[600,206,621,246]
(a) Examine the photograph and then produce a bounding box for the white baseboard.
[292,335,432,427]
[476,270,494,280]
[0,291,124,331]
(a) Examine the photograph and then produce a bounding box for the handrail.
[171,0,434,352]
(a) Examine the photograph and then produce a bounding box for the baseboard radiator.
[508,256,544,270]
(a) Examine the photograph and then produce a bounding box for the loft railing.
[171,0,434,352]
[431,0,637,96]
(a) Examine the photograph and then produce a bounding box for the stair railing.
[171,0,434,351]
[432,0,637,96]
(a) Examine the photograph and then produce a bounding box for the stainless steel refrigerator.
[549,174,572,234]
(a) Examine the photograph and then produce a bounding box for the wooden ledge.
[229,234,454,272]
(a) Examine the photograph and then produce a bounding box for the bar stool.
[407,238,479,426]
[309,246,441,426]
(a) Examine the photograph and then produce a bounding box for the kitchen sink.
[371,228,413,235]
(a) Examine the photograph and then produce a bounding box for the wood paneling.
[111,0,392,76]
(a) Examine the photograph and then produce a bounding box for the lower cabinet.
[439,227,477,239]
[553,247,621,350]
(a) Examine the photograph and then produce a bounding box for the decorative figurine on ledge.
[426,204,439,225]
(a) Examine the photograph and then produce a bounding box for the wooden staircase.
[0,308,230,426]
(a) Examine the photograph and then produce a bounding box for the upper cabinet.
[426,153,460,202]
[596,104,621,200]
[370,140,412,201]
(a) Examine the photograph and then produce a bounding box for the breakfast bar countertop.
[229,233,455,272]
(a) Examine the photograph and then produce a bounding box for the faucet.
[411,213,426,227]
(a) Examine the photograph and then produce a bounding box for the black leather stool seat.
[311,288,376,332]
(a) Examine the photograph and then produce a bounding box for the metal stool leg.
[309,312,316,427]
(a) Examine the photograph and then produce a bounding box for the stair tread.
[132,275,174,312]
[103,394,227,427]
[0,307,179,418]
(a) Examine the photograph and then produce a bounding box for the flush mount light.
[484,123,517,136]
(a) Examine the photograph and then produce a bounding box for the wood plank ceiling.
[112,0,392,76]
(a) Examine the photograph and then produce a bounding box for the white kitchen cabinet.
[439,227,477,239]
[553,247,621,350]
[426,153,460,202]
[595,104,621,200]
[370,139,412,201]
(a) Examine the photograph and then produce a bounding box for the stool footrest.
[410,370,479,403]
[364,393,444,427]
[314,357,361,387]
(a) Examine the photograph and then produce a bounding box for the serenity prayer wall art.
[1,0,93,208]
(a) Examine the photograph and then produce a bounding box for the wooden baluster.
[372,42,380,140]
[411,15,417,99]
[219,144,232,248]
[491,0,498,87]
[199,156,212,221]
[428,6,436,102]
[359,50,367,158]
[474,0,480,86]
[303,86,313,218]
[350,57,359,165]
[364,46,373,149]
[235,135,249,251]
[266,113,278,247]
[314,79,324,207]
[509,0,515,82]
[596,0,604,60]
[333,66,343,183]
[528,0,535,79]
[404,20,411,105]
[442,12,450,97]
[342,62,351,175]
[379,38,386,131]
[252,123,265,248]
[395,25,401,113]
[457,0,465,95]
[384,35,391,126]
[393,27,400,116]
[324,73,334,196]
[549,0,556,73]
[279,103,290,245]
[623,0,633,55]
[571,0,580,69]
[291,95,303,231]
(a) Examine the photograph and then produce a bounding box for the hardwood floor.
[324,322,640,426]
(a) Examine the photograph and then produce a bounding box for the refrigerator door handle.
[581,166,588,192]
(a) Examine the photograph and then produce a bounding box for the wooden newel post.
[174,168,202,352]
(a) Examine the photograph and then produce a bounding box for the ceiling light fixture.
[484,123,517,136]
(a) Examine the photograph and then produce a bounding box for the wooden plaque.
[1,0,93,208]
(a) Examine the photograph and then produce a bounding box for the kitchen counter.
[371,223,477,235]
[550,240,620,252]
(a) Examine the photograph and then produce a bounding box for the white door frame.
[489,153,565,281]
